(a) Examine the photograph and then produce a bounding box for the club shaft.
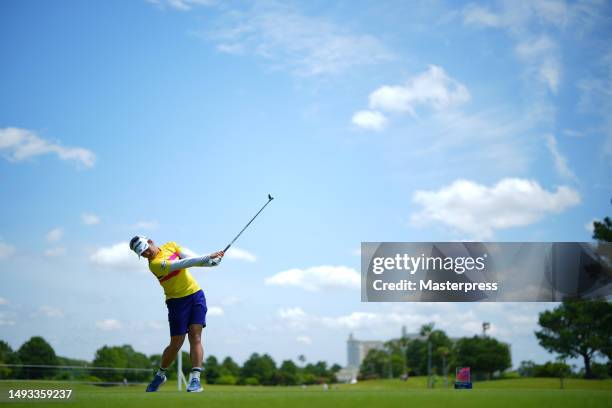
[224,198,273,252]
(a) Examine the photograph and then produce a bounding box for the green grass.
[1,377,611,408]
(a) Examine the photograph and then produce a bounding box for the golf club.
[223,194,274,253]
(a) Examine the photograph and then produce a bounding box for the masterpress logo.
[361,242,612,302]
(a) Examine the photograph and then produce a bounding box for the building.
[346,333,384,369]
[336,326,420,383]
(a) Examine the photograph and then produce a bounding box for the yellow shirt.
[148,242,201,300]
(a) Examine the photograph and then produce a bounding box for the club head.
[268,194,274,201]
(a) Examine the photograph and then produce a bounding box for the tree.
[0,340,18,379]
[221,356,240,378]
[518,360,536,377]
[239,353,277,385]
[277,360,299,385]
[92,345,150,382]
[454,336,511,379]
[390,353,404,378]
[122,345,150,382]
[428,330,453,374]
[592,217,612,242]
[93,346,127,381]
[419,323,434,337]
[359,349,388,379]
[17,336,58,379]
[203,355,221,384]
[437,345,451,383]
[302,360,337,384]
[405,338,427,375]
[400,326,453,376]
[591,207,612,377]
[533,361,572,378]
[535,299,612,378]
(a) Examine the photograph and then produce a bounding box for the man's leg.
[146,335,185,392]
[161,334,186,368]
[185,324,204,392]
[188,324,203,368]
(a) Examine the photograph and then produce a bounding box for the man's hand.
[209,250,224,266]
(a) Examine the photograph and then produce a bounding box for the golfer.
[129,235,224,393]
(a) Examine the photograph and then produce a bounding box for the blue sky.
[0,0,611,369]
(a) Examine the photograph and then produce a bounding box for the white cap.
[129,236,149,257]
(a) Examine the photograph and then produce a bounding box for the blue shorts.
[166,290,207,337]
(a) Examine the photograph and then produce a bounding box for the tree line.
[359,323,512,381]
[359,297,612,381]
[1,297,610,384]
[0,337,340,385]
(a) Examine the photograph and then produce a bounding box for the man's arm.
[164,255,216,272]
[165,250,225,272]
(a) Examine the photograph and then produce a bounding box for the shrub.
[590,363,609,380]
[216,375,237,385]
[244,377,259,386]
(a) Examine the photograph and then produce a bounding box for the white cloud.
[96,319,122,331]
[208,306,224,316]
[0,316,15,326]
[225,247,256,262]
[132,220,159,231]
[0,127,95,168]
[0,242,16,259]
[360,90,544,177]
[44,247,66,257]
[278,307,310,330]
[515,35,561,93]
[462,2,569,31]
[46,228,63,243]
[515,35,556,60]
[146,321,166,330]
[278,307,308,319]
[577,52,612,163]
[209,4,392,76]
[265,265,360,291]
[147,0,214,11]
[82,213,101,226]
[585,219,597,234]
[411,178,581,239]
[90,242,145,272]
[39,305,64,318]
[462,3,582,93]
[220,296,240,306]
[321,311,434,331]
[368,65,470,115]
[545,134,577,181]
[462,4,502,27]
[296,336,312,345]
[321,311,382,330]
[508,314,538,326]
[277,307,435,332]
[351,110,388,131]
[0,297,8,305]
[563,129,585,138]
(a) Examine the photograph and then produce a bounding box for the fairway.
[1,378,611,408]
